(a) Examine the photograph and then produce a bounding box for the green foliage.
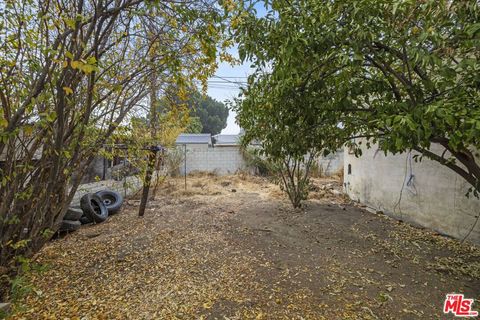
[241,147,276,176]
[1,256,49,316]
[240,146,316,208]
[192,92,229,135]
[9,275,32,308]
[159,89,228,135]
[232,0,480,194]
[107,108,189,184]
[165,148,185,177]
[9,258,34,304]
[0,0,229,288]
[185,116,203,134]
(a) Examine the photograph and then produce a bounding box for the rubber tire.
[95,190,123,214]
[64,207,83,221]
[80,193,108,223]
[79,215,93,225]
[59,220,81,232]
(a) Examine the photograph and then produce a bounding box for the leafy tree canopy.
[185,116,204,134]
[232,0,480,195]
[0,0,230,285]
[163,89,229,135]
[192,92,229,135]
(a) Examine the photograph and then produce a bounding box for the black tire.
[80,193,108,223]
[95,190,123,214]
[79,214,93,225]
[64,207,83,221]
[59,220,81,232]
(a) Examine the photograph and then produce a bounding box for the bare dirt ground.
[10,173,480,319]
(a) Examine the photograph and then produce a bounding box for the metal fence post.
[184,144,187,190]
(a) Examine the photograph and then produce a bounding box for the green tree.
[192,92,229,135]
[232,0,480,199]
[159,89,228,135]
[185,116,204,133]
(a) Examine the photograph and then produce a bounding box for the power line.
[212,75,246,85]
[213,76,248,78]
[206,81,247,84]
[193,80,247,85]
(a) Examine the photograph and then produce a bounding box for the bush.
[275,155,315,208]
[165,148,184,177]
[242,146,315,208]
[241,147,276,176]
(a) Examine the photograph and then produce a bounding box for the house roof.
[212,134,241,146]
[175,133,212,145]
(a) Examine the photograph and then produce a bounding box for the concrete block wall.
[70,175,145,206]
[343,142,480,244]
[176,145,344,177]
[179,146,247,175]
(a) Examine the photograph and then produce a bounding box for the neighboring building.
[343,141,480,244]
[212,134,241,146]
[175,133,212,149]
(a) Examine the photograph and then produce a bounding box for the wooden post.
[138,146,159,217]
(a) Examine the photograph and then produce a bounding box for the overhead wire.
[192,77,247,90]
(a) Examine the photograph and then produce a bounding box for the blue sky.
[207,50,252,134]
[208,2,268,134]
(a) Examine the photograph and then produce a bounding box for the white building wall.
[343,143,480,243]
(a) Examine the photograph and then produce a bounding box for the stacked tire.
[59,190,124,232]
[80,193,109,224]
[60,207,83,232]
[95,190,123,215]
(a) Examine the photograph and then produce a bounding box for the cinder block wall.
[343,142,480,244]
[179,146,247,175]
[178,145,344,177]
[70,175,147,206]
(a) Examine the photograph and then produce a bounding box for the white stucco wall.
[343,143,480,243]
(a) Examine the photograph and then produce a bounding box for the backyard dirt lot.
[10,174,480,319]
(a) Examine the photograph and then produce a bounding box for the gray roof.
[175,133,212,145]
[212,134,241,146]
